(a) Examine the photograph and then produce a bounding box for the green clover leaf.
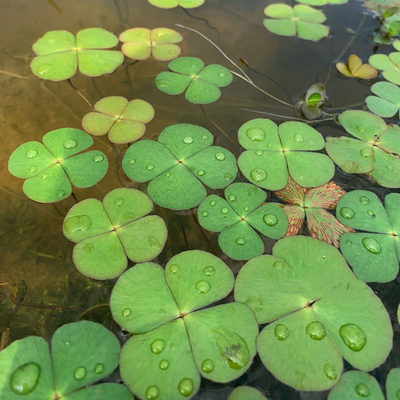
[122,123,238,210]
[325,110,400,187]
[0,321,132,400]
[155,56,233,104]
[238,118,334,190]
[263,4,329,41]
[228,386,267,400]
[366,81,400,118]
[8,128,108,203]
[369,50,400,85]
[110,250,259,400]
[63,188,167,279]
[82,96,155,144]
[295,0,348,5]
[147,0,205,8]
[198,183,288,260]
[336,190,400,282]
[235,236,393,391]
[30,28,124,81]
[119,28,183,61]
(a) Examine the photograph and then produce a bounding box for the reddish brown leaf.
[282,205,305,236]
[274,176,305,206]
[305,181,347,210]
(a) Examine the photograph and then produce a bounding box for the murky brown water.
[0,0,399,398]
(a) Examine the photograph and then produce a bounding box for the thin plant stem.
[67,79,93,108]
[180,217,189,250]
[78,303,109,320]
[0,70,33,79]
[179,7,219,34]
[71,192,79,203]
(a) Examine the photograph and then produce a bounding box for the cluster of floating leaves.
[369,40,400,85]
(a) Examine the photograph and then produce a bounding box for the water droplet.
[274,324,289,341]
[360,148,373,158]
[83,243,94,253]
[250,168,267,182]
[244,206,250,212]
[26,150,38,159]
[74,366,86,380]
[246,127,266,141]
[197,169,205,176]
[146,385,159,399]
[362,237,381,254]
[10,362,41,395]
[235,237,246,245]
[93,155,104,163]
[178,378,194,397]
[345,239,352,246]
[183,136,194,144]
[146,164,155,171]
[224,173,233,180]
[339,323,367,351]
[323,363,337,380]
[159,359,169,370]
[157,79,170,88]
[201,359,214,373]
[36,64,52,75]
[340,207,355,219]
[157,30,166,37]
[221,207,229,215]
[273,260,284,269]
[215,152,225,161]
[219,72,225,78]
[29,166,37,174]
[196,280,210,294]
[169,264,179,274]
[367,210,375,217]
[41,173,49,181]
[129,159,136,164]
[165,171,171,177]
[294,134,304,143]
[202,134,208,140]
[355,383,369,397]
[210,200,216,206]
[64,215,92,234]
[63,139,77,149]
[122,308,132,317]
[255,150,263,156]
[150,339,165,354]
[228,194,236,202]
[214,328,250,369]
[203,265,215,276]
[115,198,124,206]
[359,196,370,205]
[306,321,326,340]
[95,363,104,374]
[201,211,209,217]
[263,213,278,226]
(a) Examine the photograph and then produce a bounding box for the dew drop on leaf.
[323,363,337,380]
[197,169,205,176]
[201,359,214,373]
[244,206,250,212]
[362,237,381,254]
[159,360,169,370]
[228,194,236,202]
[215,152,225,161]
[95,363,104,374]
[224,173,233,180]
[183,136,194,144]
[36,64,52,75]
[273,260,284,269]
[246,127,266,141]
[250,168,267,182]
[63,139,77,149]
[355,383,369,397]
[146,164,155,171]
[360,148,373,158]
[221,207,229,215]
[178,378,194,396]
[145,385,159,400]
[169,264,179,274]
[340,207,355,219]
[201,135,208,140]
[274,324,289,341]
[41,173,49,181]
[255,150,263,156]
[26,150,38,159]
[10,362,41,395]
[29,166,37,174]
[210,200,216,206]
[339,323,367,351]
[306,321,326,340]
[202,211,209,217]
[73,366,86,380]
[263,213,278,226]
[93,155,104,163]
[195,280,210,294]
[203,265,215,276]
[122,308,132,317]
[345,239,353,246]
[367,210,375,217]
[150,339,166,354]
[235,237,246,245]
[359,196,370,205]
[114,198,124,206]
[129,159,136,164]
[157,79,170,88]
[64,215,92,234]
[294,134,304,143]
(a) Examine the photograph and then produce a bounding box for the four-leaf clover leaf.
[8,128,108,203]
[366,82,400,118]
[198,183,288,260]
[122,123,238,210]
[155,56,233,104]
[369,40,400,85]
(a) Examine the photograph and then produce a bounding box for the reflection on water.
[0,0,399,399]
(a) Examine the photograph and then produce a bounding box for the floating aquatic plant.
[366,81,400,118]
[30,28,123,81]
[198,183,288,260]
[63,188,167,279]
[263,4,329,41]
[295,0,348,5]
[369,41,400,85]
[155,56,233,104]
[119,27,183,61]
[228,386,267,400]
[274,177,354,247]
[325,110,400,187]
[147,0,205,8]
[235,236,393,391]
[336,54,378,79]
[0,320,132,400]
[298,82,327,120]
[8,128,108,203]
[122,123,237,210]
[336,190,400,282]
[82,96,155,144]
[110,250,259,400]
[238,118,334,191]
[328,369,400,399]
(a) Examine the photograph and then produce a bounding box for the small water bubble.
[218,72,225,78]
[215,152,225,161]
[122,308,132,317]
[157,30,166,37]
[360,148,372,158]
[340,207,355,219]
[29,166,37,174]
[196,280,210,294]
[114,198,124,206]
[95,363,104,374]
[250,168,267,182]
[93,155,104,163]
[74,366,86,381]
[228,194,236,202]
[201,211,209,217]
[65,341,70,346]
[197,169,205,176]
[339,323,367,351]
[201,359,214,373]
[273,260,284,269]
[64,215,92,234]
[41,173,49,181]
[274,324,289,341]
[359,196,370,205]
[221,207,229,215]
[178,378,194,397]
[224,173,233,180]
[201,134,208,140]
[183,136,194,144]
[323,363,337,380]
[362,237,381,254]
[150,339,166,354]
[367,210,375,217]
[26,150,38,159]
[36,64,52,76]
[146,164,155,171]
[255,150,263,156]
[355,383,369,397]
[244,206,250,212]
[345,239,353,246]
[63,139,77,149]
[294,134,304,143]
[263,213,278,226]
[210,200,216,206]
[129,159,136,164]
[145,385,159,400]
[235,237,246,245]
[10,362,41,395]
[169,264,179,274]
[159,360,169,370]
[165,171,171,177]
[306,321,326,340]
[203,265,215,276]
[246,127,266,141]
